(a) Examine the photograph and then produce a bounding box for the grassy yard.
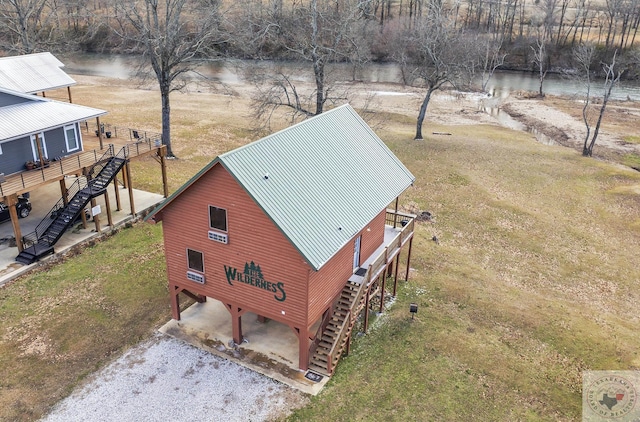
[1,79,639,421]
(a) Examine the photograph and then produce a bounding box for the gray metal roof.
[0,88,106,142]
[0,52,76,93]
[218,104,415,270]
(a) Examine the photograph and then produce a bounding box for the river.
[60,53,640,101]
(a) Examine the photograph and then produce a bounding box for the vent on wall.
[208,231,228,244]
[187,271,205,284]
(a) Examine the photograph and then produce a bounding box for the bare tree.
[574,45,624,157]
[113,0,225,157]
[235,0,374,124]
[478,34,507,92]
[0,0,59,53]
[395,1,477,139]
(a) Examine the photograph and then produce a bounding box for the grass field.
[1,77,639,421]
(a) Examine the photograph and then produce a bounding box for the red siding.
[307,210,386,324]
[161,164,310,327]
[160,164,390,332]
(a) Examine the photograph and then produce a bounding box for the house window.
[187,249,204,272]
[64,124,79,152]
[209,206,227,232]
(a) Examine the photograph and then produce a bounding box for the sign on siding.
[224,261,286,302]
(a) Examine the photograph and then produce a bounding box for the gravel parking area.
[41,334,308,422]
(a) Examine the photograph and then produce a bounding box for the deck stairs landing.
[309,277,368,376]
[16,146,127,265]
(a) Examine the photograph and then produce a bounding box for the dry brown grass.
[2,75,640,421]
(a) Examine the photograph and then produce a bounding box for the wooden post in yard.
[67,86,73,103]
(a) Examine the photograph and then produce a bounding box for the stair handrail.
[326,309,351,375]
[85,144,115,181]
[22,176,89,246]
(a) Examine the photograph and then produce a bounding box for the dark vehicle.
[0,196,32,223]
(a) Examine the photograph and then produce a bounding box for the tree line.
[1,0,638,155]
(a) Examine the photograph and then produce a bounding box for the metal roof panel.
[219,105,415,270]
[0,52,76,93]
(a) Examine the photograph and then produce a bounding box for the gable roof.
[0,52,76,94]
[0,87,106,142]
[149,104,415,271]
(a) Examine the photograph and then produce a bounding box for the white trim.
[208,205,228,232]
[186,248,205,273]
[63,123,80,152]
[30,132,48,161]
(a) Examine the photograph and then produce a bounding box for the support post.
[405,236,413,281]
[159,146,169,198]
[59,179,69,206]
[125,161,136,216]
[91,198,101,233]
[171,285,181,320]
[7,194,23,252]
[363,284,371,333]
[96,116,103,149]
[104,190,113,227]
[113,177,121,211]
[297,327,310,371]
[67,86,73,103]
[393,254,400,296]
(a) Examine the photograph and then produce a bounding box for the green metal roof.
[149,104,415,271]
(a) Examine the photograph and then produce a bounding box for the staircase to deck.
[16,146,127,265]
[309,277,369,376]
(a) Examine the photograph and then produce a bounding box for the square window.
[187,249,204,273]
[209,206,227,232]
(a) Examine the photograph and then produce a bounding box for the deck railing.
[0,139,161,199]
[325,209,415,373]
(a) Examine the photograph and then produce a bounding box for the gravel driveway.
[41,333,308,422]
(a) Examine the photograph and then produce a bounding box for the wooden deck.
[0,139,162,200]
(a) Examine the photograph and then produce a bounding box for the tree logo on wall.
[224,261,286,302]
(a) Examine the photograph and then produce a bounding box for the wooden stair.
[309,279,368,376]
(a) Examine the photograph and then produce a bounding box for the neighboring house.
[0,87,106,175]
[148,105,416,374]
[0,52,76,101]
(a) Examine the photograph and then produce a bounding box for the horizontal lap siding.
[162,164,310,327]
[307,210,386,324]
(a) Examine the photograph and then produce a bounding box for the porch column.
[34,133,45,168]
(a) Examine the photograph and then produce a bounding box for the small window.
[64,124,79,152]
[209,206,227,232]
[187,249,204,273]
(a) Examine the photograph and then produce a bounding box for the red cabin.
[148,105,416,375]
